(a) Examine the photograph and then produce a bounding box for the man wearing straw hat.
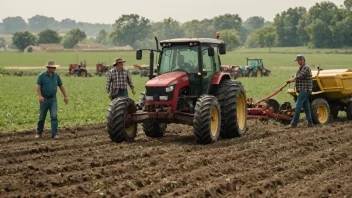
[35,60,68,139]
[106,57,136,99]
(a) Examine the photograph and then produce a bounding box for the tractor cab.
[137,38,227,101]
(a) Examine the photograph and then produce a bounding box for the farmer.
[36,60,68,139]
[106,58,136,100]
[286,55,314,128]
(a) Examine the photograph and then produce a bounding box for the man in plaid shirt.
[286,55,314,128]
[106,58,136,99]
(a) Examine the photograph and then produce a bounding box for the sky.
[0,0,346,24]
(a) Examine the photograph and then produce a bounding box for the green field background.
[0,48,351,132]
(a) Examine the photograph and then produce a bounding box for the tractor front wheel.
[256,70,262,77]
[142,122,167,137]
[215,80,247,138]
[193,95,221,144]
[346,101,352,120]
[311,98,330,125]
[106,97,137,143]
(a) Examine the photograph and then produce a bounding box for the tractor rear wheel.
[311,98,330,125]
[215,80,247,138]
[193,95,221,144]
[256,70,262,77]
[80,69,88,77]
[142,122,167,137]
[346,101,352,120]
[329,103,340,120]
[106,97,137,143]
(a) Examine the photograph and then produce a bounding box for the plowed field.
[1,121,352,198]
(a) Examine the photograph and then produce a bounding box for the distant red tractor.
[68,60,88,77]
[106,34,248,145]
[96,61,112,76]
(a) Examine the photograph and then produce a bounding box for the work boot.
[307,123,315,127]
[35,134,42,139]
[52,135,59,139]
[286,123,297,128]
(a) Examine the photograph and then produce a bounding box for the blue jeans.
[37,97,58,137]
[112,90,128,99]
[292,90,313,125]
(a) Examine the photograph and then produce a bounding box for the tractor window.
[248,59,260,67]
[213,47,221,71]
[201,48,214,72]
[159,45,198,74]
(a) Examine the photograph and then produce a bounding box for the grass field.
[0,48,351,132]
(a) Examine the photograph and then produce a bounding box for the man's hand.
[38,95,45,103]
[108,94,112,100]
[132,89,136,95]
[64,97,68,104]
[286,78,295,83]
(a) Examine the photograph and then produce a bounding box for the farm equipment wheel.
[266,99,280,114]
[193,95,221,144]
[329,103,340,120]
[80,69,88,77]
[106,97,137,143]
[142,122,167,138]
[346,102,352,120]
[215,80,247,138]
[256,70,262,77]
[278,102,292,125]
[311,98,330,125]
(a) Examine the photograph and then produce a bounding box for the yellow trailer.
[287,67,352,124]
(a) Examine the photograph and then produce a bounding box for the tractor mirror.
[219,43,226,55]
[136,50,142,60]
[208,47,214,56]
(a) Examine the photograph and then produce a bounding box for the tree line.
[2,0,352,51]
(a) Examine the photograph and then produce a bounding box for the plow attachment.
[247,83,294,124]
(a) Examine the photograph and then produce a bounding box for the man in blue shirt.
[36,61,68,139]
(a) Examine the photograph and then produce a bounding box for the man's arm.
[59,85,68,104]
[126,70,136,94]
[106,72,112,94]
[36,84,44,103]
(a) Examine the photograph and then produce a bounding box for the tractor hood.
[146,72,188,87]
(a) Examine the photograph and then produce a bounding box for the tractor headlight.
[146,96,153,101]
[166,85,174,92]
[159,96,168,101]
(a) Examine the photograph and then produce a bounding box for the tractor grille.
[146,86,174,101]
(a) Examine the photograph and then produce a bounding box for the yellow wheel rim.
[317,105,328,124]
[237,93,246,130]
[256,70,261,77]
[249,72,253,77]
[210,106,219,136]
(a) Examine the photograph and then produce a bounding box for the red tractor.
[68,60,88,77]
[96,61,112,76]
[106,35,247,144]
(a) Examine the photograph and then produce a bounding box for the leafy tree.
[243,16,265,33]
[28,15,58,32]
[213,14,242,32]
[95,29,108,44]
[2,17,27,34]
[246,25,276,51]
[110,14,152,48]
[37,29,61,44]
[182,19,214,38]
[274,7,307,47]
[219,29,242,51]
[0,23,3,34]
[12,31,37,51]
[152,18,184,40]
[61,29,86,48]
[0,38,6,48]
[60,18,77,29]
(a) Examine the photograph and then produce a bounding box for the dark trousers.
[112,89,128,99]
[37,97,58,137]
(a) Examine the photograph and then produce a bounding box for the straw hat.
[113,58,126,66]
[45,60,60,68]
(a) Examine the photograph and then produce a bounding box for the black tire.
[214,80,247,138]
[106,97,137,143]
[346,102,352,120]
[142,122,167,137]
[311,98,330,125]
[80,69,88,77]
[329,103,339,120]
[193,95,221,144]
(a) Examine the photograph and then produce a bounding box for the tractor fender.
[211,72,231,85]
